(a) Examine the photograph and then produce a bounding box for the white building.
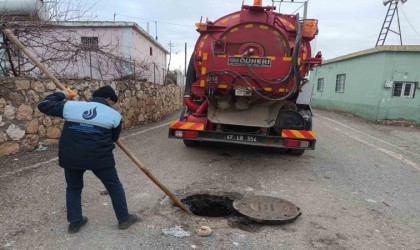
[38,21,169,83]
[0,0,169,83]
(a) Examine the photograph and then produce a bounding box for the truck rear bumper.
[168,128,316,150]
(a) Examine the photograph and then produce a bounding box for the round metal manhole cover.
[233,195,301,224]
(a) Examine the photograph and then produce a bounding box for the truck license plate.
[226,134,257,142]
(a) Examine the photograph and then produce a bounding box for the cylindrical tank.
[188,1,319,103]
[0,0,49,20]
[183,0,322,131]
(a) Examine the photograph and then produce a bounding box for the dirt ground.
[1,110,419,250]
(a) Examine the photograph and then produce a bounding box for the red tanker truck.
[169,0,322,155]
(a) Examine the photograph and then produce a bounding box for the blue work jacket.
[38,93,122,170]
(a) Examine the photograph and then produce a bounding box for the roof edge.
[46,21,169,54]
[321,45,420,65]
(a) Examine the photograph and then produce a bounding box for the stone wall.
[0,77,183,156]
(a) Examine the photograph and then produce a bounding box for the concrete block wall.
[0,78,183,156]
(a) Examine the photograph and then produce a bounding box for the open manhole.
[181,193,301,224]
[181,194,235,217]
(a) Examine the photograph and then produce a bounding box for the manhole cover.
[233,195,301,224]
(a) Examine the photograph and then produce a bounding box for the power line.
[400,5,420,40]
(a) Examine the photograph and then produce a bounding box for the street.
[1,109,419,250]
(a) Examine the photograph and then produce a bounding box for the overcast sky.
[86,0,420,71]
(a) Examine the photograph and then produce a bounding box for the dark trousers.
[64,167,130,223]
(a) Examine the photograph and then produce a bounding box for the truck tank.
[169,0,322,155]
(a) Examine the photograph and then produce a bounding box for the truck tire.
[273,110,305,134]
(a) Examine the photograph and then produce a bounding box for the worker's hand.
[62,88,77,100]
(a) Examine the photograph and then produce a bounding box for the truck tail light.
[183,131,199,139]
[283,139,300,148]
[174,130,199,139]
[283,139,310,148]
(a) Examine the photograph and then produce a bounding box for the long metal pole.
[3,28,191,214]
[184,42,187,76]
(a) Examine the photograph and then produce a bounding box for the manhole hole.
[177,192,301,225]
[181,194,235,217]
[233,195,301,224]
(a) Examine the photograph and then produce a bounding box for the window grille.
[317,78,324,92]
[81,37,99,50]
[393,82,416,98]
[335,74,346,93]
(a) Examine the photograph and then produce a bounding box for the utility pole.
[184,42,187,76]
[155,21,158,40]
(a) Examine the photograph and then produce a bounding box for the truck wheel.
[289,149,305,156]
[273,110,305,134]
[183,139,199,147]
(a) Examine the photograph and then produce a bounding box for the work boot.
[68,216,88,234]
[118,214,138,229]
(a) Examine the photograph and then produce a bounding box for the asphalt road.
[0,109,419,250]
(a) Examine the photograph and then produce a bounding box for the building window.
[150,47,153,56]
[335,74,346,93]
[81,37,99,50]
[317,78,324,92]
[393,82,416,98]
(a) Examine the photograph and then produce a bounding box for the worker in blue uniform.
[38,86,138,233]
